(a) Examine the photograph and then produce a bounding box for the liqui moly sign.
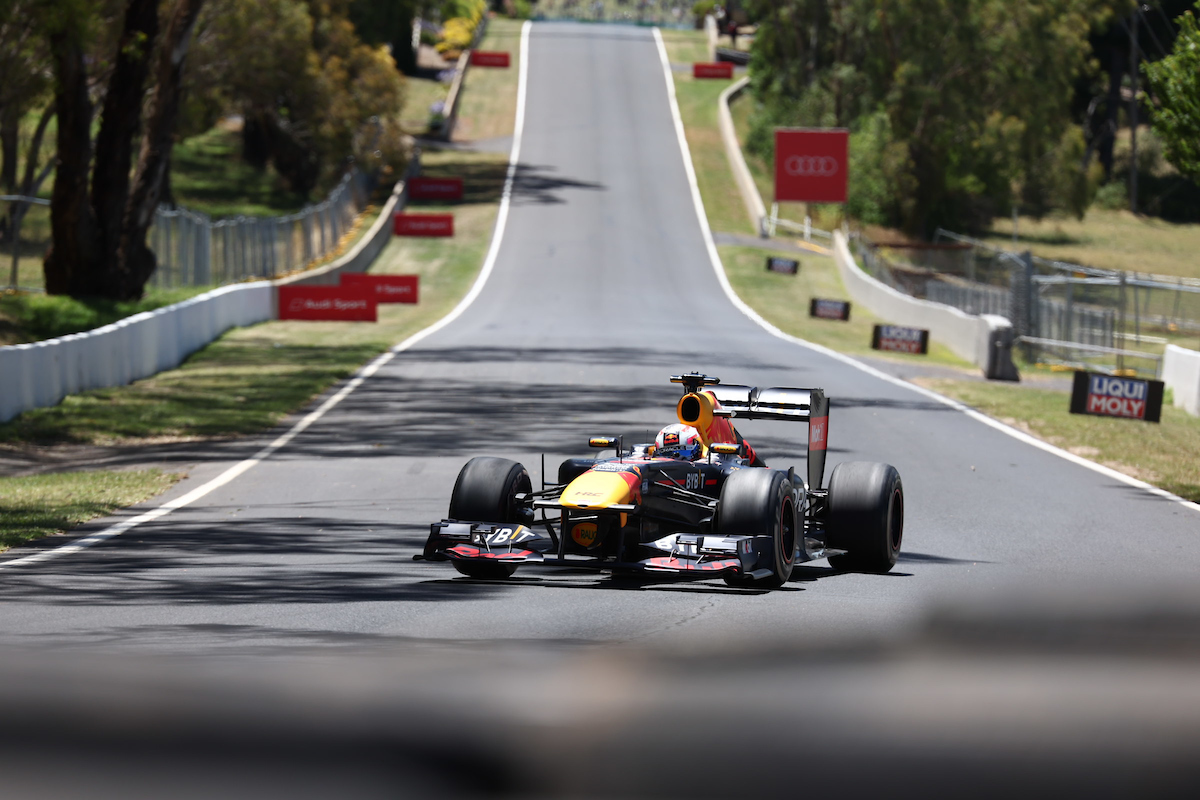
[871,324,929,355]
[1070,371,1164,423]
[810,298,851,321]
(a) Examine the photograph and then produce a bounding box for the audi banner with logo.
[765,256,799,275]
[278,286,377,321]
[810,298,851,321]
[1069,371,1164,423]
[340,273,419,304]
[394,214,454,237]
[871,324,929,355]
[775,128,849,204]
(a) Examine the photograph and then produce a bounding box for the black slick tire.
[448,457,532,579]
[825,461,903,573]
[716,469,796,588]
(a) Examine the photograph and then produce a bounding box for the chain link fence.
[4,167,383,293]
[148,169,377,289]
[533,0,693,27]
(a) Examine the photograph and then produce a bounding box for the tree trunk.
[0,106,17,195]
[43,24,102,296]
[119,0,206,299]
[91,0,159,281]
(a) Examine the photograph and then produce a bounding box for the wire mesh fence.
[148,169,376,289]
[532,0,694,27]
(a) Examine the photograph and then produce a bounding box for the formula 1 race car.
[417,373,904,588]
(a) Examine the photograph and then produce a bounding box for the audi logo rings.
[784,155,839,177]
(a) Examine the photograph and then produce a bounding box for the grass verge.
[454,18,523,141]
[920,378,1200,503]
[720,245,972,368]
[0,470,183,551]
[985,208,1200,280]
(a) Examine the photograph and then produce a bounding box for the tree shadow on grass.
[410,157,605,206]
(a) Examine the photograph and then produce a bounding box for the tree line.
[0,1,475,301]
[742,0,1200,236]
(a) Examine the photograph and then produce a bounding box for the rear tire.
[716,469,796,588]
[448,457,532,579]
[825,462,903,573]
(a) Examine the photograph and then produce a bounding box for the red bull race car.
[418,373,904,588]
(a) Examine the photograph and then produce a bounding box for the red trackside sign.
[871,324,929,355]
[278,286,377,321]
[394,213,454,237]
[775,128,849,203]
[471,51,510,67]
[340,273,419,304]
[693,62,733,79]
[408,177,464,202]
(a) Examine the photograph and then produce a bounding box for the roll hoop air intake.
[671,373,829,489]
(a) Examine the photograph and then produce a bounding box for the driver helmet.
[655,423,703,460]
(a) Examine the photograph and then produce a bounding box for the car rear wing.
[695,384,830,490]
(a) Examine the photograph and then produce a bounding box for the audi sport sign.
[810,298,851,321]
[394,213,454,237]
[408,177,464,202]
[693,62,734,79]
[775,128,848,204]
[871,324,929,355]
[471,51,510,67]
[1069,371,1164,423]
[340,273,419,304]
[278,286,377,321]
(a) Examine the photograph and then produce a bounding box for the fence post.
[1010,251,1034,360]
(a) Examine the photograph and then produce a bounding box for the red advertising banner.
[340,273,419,304]
[394,213,454,237]
[693,62,734,79]
[408,176,464,202]
[774,128,849,203]
[278,286,376,321]
[471,50,510,67]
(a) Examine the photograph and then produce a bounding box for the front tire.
[716,469,796,588]
[825,462,903,573]
[448,457,532,579]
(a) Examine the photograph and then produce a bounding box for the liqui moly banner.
[872,324,929,355]
[278,286,376,321]
[394,213,454,237]
[1070,371,1164,423]
[775,128,849,203]
[408,177,464,202]
[810,298,851,321]
[693,62,734,79]
[471,51,511,67]
[340,273,419,304]
[765,256,800,274]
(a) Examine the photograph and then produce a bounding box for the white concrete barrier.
[1163,344,1200,416]
[833,230,991,366]
[0,171,405,424]
[0,281,273,423]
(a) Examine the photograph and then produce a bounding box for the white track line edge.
[651,28,1200,516]
[0,21,535,571]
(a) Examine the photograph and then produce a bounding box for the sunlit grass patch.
[0,470,182,552]
[919,377,1200,503]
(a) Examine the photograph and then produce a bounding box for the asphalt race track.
[2,23,1200,798]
